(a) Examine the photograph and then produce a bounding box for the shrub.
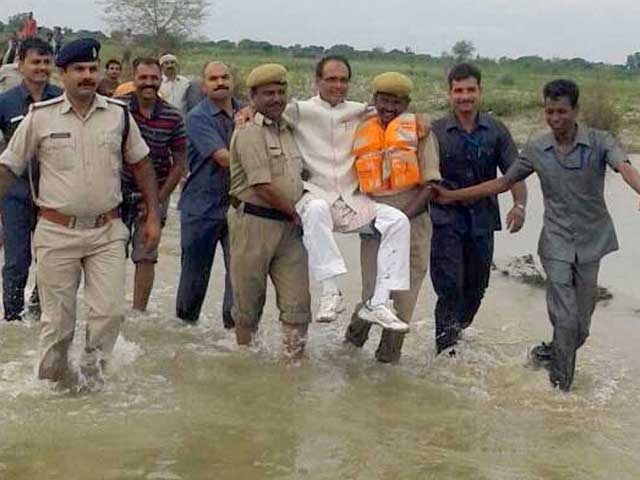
[579,81,621,135]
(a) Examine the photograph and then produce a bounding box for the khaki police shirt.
[0,93,149,217]
[229,112,304,206]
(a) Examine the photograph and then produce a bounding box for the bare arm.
[433,176,515,204]
[403,182,434,219]
[158,148,186,202]
[210,148,230,168]
[129,158,161,250]
[618,161,640,196]
[252,183,300,224]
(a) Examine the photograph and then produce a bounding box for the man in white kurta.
[158,54,190,115]
[286,56,410,332]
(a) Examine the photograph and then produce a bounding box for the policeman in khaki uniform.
[0,38,161,384]
[228,64,311,357]
[345,72,442,362]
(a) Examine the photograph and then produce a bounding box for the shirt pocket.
[99,133,123,173]
[268,147,286,177]
[40,135,76,171]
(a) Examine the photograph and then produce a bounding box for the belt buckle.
[71,215,97,229]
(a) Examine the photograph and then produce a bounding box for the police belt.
[230,197,292,222]
[39,207,120,229]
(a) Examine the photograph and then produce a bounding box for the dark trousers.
[430,225,494,353]
[2,186,36,320]
[176,214,233,326]
[542,257,600,391]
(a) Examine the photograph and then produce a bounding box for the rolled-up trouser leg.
[81,220,127,372]
[175,214,220,322]
[33,220,82,380]
[542,257,580,391]
[575,261,600,349]
[430,225,464,353]
[2,193,35,320]
[459,232,494,330]
[296,193,347,282]
[371,202,410,294]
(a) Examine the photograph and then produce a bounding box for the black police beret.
[55,38,101,67]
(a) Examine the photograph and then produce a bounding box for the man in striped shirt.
[118,57,186,311]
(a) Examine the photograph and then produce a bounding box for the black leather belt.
[230,197,292,222]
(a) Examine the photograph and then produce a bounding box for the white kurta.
[159,75,190,115]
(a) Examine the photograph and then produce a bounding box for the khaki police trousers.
[228,207,311,330]
[33,218,128,380]
[541,256,600,391]
[346,190,432,362]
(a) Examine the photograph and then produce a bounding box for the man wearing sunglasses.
[429,78,640,391]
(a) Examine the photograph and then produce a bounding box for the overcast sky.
[2,0,638,64]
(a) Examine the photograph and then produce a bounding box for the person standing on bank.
[431,79,640,391]
[0,37,62,322]
[118,57,186,312]
[0,38,160,383]
[421,63,527,355]
[345,72,441,363]
[228,64,311,356]
[176,61,241,328]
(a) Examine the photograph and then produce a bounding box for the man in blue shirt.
[429,63,527,354]
[0,37,62,321]
[176,61,241,328]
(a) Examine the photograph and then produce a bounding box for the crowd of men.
[1,34,640,393]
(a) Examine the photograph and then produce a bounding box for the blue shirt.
[431,112,517,235]
[178,97,242,220]
[0,82,63,201]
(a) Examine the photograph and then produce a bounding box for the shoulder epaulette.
[31,96,65,110]
[106,97,127,108]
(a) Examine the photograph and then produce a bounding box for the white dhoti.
[296,192,410,293]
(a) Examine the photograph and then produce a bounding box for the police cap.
[55,38,101,68]
[246,64,287,89]
[371,72,413,98]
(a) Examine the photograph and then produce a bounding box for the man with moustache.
[117,57,186,312]
[159,53,190,115]
[430,79,640,391]
[228,64,310,356]
[0,38,160,384]
[426,63,527,355]
[289,56,411,331]
[176,61,241,328]
[0,37,62,322]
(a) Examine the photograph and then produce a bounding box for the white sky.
[2,0,639,64]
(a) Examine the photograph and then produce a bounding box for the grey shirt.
[504,123,627,263]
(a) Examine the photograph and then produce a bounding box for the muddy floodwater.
[1,167,640,479]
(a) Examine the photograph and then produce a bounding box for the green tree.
[451,40,475,61]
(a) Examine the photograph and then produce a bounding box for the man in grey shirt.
[430,79,640,391]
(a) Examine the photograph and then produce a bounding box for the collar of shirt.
[59,92,108,117]
[162,74,188,84]
[541,122,591,152]
[253,111,288,131]
[18,81,61,103]
[126,91,165,119]
[201,96,241,118]
[310,94,348,110]
[444,112,490,132]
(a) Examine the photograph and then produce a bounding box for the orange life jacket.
[352,113,420,194]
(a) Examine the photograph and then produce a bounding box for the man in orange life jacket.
[345,72,442,362]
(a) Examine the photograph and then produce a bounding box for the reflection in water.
[1,176,639,479]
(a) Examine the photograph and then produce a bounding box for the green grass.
[98,41,640,151]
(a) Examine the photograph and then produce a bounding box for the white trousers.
[296,194,410,292]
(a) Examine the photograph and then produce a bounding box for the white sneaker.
[316,291,345,323]
[357,302,410,333]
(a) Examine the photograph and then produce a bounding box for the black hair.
[105,58,122,69]
[315,55,352,80]
[132,57,161,73]
[447,62,482,88]
[18,37,53,61]
[543,79,580,108]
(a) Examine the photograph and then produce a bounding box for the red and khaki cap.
[371,72,413,98]
[246,63,288,89]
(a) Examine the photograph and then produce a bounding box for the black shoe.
[223,313,235,330]
[529,341,552,369]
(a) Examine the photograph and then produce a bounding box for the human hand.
[429,184,457,204]
[142,213,161,252]
[506,204,526,233]
[234,105,254,128]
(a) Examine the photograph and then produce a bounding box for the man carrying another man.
[345,72,441,362]
[118,57,186,312]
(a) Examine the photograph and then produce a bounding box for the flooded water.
[1,167,640,479]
